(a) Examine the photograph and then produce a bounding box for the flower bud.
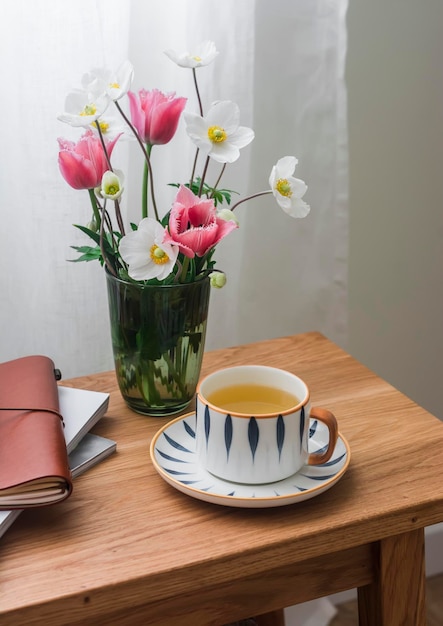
[210,271,227,289]
[86,219,98,232]
[100,170,124,200]
[217,208,239,226]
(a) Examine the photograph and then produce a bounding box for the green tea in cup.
[206,383,300,415]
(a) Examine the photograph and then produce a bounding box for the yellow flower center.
[109,81,120,89]
[80,104,97,116]
[276,178,292,197]
[150,245,170,265]
[105,184,119,196]
[208,125,227,143]
[95,120,110,134]
[192,55,202,62]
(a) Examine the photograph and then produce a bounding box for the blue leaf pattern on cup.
[299,405,305,452]
[204,404,211,449]
[224,414,233,460]
[248,417,259,460]
[276,415,285,460]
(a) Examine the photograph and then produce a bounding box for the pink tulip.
[127,88,187,145]
[163,186,238,258]
[57,129,120,190]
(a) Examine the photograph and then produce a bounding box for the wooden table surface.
[2,332,443,625]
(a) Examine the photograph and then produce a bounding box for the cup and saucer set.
[150,366,350,509]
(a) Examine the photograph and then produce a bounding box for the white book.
[0,386,113,539]
[58,386,110,454]
[69,433,116,477]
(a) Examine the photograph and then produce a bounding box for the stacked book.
[0,356,116,539]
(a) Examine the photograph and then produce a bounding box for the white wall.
[347,0,443,420]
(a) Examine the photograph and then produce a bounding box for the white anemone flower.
[82,60,134,102]
[184,101,254,164]
[89,115,128,139]
[57,90,110,128]
[100,170,124,201]
[269,156,311,218]
[164,41,218,68]
[119,218,179,281]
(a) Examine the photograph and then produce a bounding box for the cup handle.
[307,407,339,466]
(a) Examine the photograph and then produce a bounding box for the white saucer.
[150,413,350,508]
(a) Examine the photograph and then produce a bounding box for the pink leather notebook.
[0,355,72,509]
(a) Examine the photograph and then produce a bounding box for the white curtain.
[0,1,347,622]
[1,0,348,380]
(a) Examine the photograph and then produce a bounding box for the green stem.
[162,352,188,396]
[138,363,162,406]
[88,188,101,230]
[142,144,152,219]
[114,101,159,222]
[179,256,190,283]
[99,204,117,276]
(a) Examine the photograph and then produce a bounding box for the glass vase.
[106,271,211,416]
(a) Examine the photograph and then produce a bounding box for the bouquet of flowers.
[56,41,312,416]
[56,40,310,289]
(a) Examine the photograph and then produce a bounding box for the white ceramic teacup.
[196,365,338,484]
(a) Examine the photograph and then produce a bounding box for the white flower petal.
[184,113,212,153]
[274,194,293,211]
[282,197,311,218]
[164,41,218,68]
[119,218,178,281]
[288,176,308,198]
[275,156,298,177]
[108,60,134,101]
[206,101,240,132]
[187,101,254,163]
[100,171,124,200]
[209,142,241,164]
[269,156,310,219]
[228,126,255,150]
[57,91,110,128]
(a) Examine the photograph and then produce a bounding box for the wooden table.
[2,332,443,625]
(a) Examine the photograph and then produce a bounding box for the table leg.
[253,610,285,626]
[357,528,426,625]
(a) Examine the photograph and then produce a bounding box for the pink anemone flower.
[163,185,238,258]
[57,129,120,190]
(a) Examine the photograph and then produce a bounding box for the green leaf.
[69,245,103,263]
[73,223,101,245]
[168,178,238,207]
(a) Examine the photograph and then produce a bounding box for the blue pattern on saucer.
[151,413,350,509]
